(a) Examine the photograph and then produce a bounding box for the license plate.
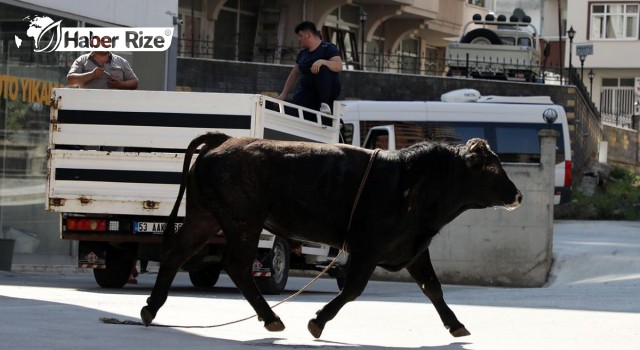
[134,221,182,233]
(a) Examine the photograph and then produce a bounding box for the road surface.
[1,220,639,349]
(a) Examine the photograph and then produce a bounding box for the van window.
[425,124,485,144]
[359,121,565,163]
[494,127,542,163]
[493,124,565,163]
[341,123,354,144]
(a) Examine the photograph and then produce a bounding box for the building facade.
[0,0,177,264]
[565,0,640,128]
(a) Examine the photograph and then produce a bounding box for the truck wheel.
[255,237,290,295]
[93,249,133,288]
[189,264,222,287]
[460,29,502,45]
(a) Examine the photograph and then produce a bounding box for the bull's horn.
[467,138,487,152]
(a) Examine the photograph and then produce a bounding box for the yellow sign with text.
[0,74,65,105]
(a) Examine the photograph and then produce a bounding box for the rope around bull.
[100,149,380,329]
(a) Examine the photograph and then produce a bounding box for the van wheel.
[93,247,132,288]
[460,29,502,45]
[255,237,290,295]
[189,264,222,287]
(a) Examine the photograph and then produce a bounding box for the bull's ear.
[466,138,489,154]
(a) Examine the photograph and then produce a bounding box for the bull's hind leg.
[406,249,470,337]
[223,227,285,332]
[308,253,377,338]
[141,213,218,327]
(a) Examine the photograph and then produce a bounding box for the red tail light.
[66,218,107,231]
[564,160,572,187]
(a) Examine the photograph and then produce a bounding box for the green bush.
[571,166,640,220]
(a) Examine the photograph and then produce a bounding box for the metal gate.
[601,87,634,127]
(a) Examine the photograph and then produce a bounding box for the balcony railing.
[177,38,570,83]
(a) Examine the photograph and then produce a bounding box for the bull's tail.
[163,132,231,238]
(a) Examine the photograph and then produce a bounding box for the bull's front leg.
[406,248,470,337]
[308,253,377,339]
[141,217,212,327]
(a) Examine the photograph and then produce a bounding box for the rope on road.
[99,250,343,328]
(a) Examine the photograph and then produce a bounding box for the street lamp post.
[567,26,576,83]
[360,10,367,70]
[579,54,586,83]
[588,69,595,96]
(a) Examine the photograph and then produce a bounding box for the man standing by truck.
[278,21,342,114]
[66,50,141,283]
[67,51,139,90]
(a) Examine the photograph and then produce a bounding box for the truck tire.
[189,264,222,287]
[93,248,133,288]
[255,237,290,295]
[460,29,502,45]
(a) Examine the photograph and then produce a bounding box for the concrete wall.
[374,131,557,287]
[603,124,640,167]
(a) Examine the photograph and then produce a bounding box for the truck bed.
[47,89,340,217]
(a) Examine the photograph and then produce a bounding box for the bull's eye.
[485,165,500,174]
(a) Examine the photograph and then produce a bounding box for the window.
[213,0,258,61]
[359,121,564,163]
[395,38,421,75]
[590,3,639,39]
[322,27,358,69]
[600,78,635,127]
[323,5,362,70]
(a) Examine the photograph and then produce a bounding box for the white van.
[335,93,572,204]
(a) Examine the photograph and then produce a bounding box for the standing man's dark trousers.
[293,66,341,112]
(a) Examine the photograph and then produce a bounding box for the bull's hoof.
[140,306,155,327]
[264,319,285,332]
[450,326,471,337]
[307,319,324,339]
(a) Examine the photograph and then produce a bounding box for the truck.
[46,88,347,294]
[445,13,545,82]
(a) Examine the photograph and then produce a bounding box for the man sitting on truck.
[277,21,342,115]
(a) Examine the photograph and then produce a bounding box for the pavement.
[0,220,639,349]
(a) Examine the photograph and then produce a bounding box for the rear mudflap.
[78,241,106,269]
[252,259,271,277]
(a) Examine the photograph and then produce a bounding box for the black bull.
[142,132,523,338]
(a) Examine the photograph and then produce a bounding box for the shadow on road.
[0,294,472,350]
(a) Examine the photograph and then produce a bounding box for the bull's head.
[463,138,522,211]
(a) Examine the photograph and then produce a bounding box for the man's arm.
[311,56,343,74]
[108,77,139,90]
[277,65,300,100]
[67,67,104,87]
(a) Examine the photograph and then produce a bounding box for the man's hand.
[91,67,106,79]
[310,60,325,74]
[107,77,121,89]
